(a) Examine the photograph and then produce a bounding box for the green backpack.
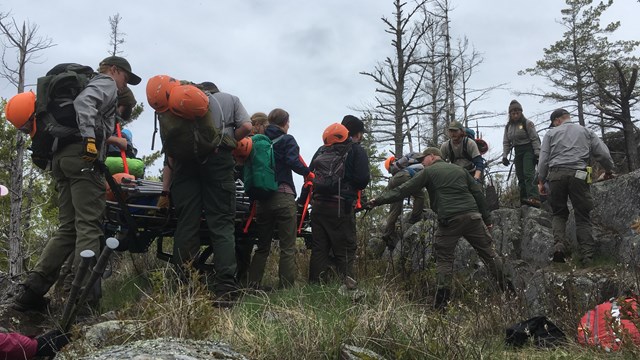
[30,63,95,170]
[243,134,284,200]
[157,107,236,162]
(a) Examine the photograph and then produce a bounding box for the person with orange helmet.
[307,116,370,287]
[159,81,251,306]
[247,108,311,290]
[381,152,427,250]
[12,56,141,313]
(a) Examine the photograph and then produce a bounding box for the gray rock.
[340,344,387,360]
[83,320,146,349]
[62,337,248,360]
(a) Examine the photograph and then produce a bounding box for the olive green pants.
[547,168,595,260]
[514,144,539,202]
[381,170,425,246]
[27,143,105,296]
[171,150,237,295]
[247,192,297,288]
[434,212,508,291]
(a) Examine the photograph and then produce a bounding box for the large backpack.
[30,63,95,170]
[243,134,284,200]
[577,297,640,351]
[156,89,235,162]
[311,140,352,196]
[389,152,423,175]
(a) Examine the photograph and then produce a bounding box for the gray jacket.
[73,74,118,159]
[538,121,614,181]
[502,118,541,158]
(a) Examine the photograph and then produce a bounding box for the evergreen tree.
[519,0,618,126]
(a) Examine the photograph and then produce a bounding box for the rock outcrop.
[372,170,640,314]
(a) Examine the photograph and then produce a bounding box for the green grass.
[90,242,640,360]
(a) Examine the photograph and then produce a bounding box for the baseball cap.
[100,56,141,85]
[549,108,570,128]
[421,147,442,158]
[448,121,464,131]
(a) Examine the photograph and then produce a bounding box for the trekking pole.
[59,250,95,332]
[115,123,129,174]
[62,238,119,332]
[506,162,514,182]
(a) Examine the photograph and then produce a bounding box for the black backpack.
[31,63,95,170]
[312,140,352,196]
[505,316,566,348]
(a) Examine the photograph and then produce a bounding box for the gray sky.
[1,0,638,180]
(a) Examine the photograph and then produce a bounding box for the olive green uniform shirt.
[375,159,492,224]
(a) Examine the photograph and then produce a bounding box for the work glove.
[35,329,71,356]
[304,171,315,184]
[363,199,378,209]
[502,157,510,166]
[157,191,170,210]
[82,137,98,162]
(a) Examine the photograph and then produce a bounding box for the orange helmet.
[168,84,209,120]
[6,91,36,129]
[322,123,349,146]
[233,137,253,160]
[384,156,396,173]
[146,75,180,112]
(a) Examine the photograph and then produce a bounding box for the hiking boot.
[523,198,541,208]
[552,251,566,263]
[434,288,451,311]
[344,276,358,291]
[212,291,241,309]
[247,282,273,293]
[11,285,48,312]
[580,257,594,268]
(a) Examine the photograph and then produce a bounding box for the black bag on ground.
[505,316,566,348]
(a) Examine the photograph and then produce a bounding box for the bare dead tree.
[431,0,456,124]
[360,0,433,157]
[418,8,447,147]
[454,37,506,128]
[108,13,125,56]
[0,12,55,276]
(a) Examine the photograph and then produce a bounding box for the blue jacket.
[265,124,310,197]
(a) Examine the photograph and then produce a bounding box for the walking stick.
[59,250,95,331]
[62,238,119,332]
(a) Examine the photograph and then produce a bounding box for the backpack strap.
[448,138,472,162]
[209,95,226,148]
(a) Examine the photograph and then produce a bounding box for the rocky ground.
[1,170,639,358]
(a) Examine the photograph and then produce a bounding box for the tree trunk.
[9,133,25,276]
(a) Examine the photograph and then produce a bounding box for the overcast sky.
[1,0,638,179]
